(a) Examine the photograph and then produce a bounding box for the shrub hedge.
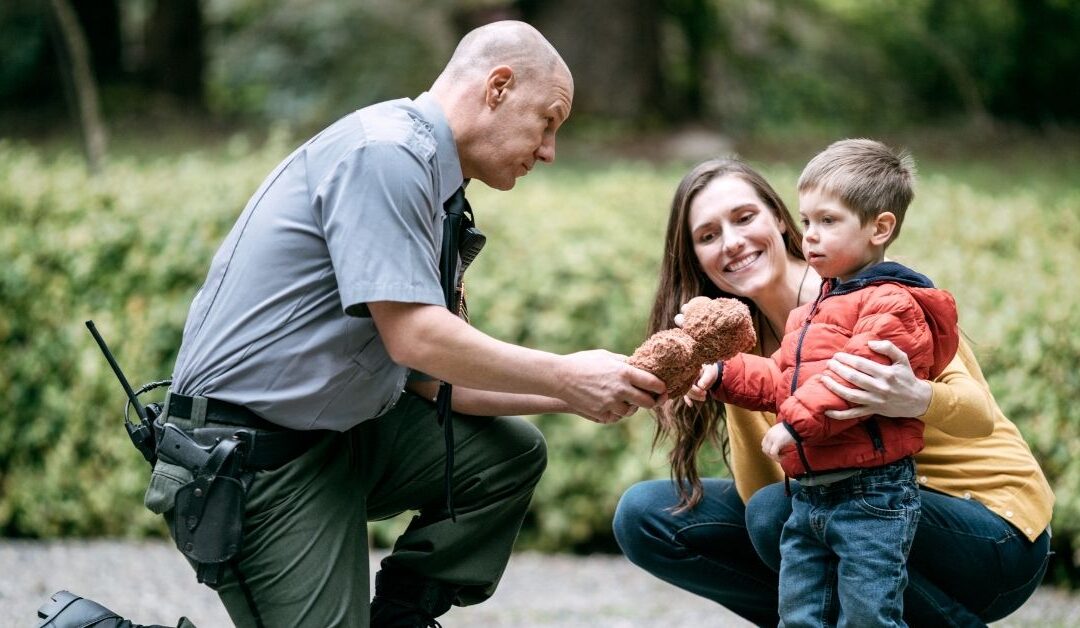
[1,139,1078,575]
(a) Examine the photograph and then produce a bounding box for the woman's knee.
[613,480,676,563]
[745,482,791,572]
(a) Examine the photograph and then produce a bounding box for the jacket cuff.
[709,361,726,398]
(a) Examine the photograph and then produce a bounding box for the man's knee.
[490,416,548,482]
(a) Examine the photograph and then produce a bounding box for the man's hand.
[761,422,795,463]
[557,350,666,424]
[683,363,719,406]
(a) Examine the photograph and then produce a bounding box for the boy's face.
[798,188,885,282]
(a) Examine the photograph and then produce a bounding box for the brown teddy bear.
[628,297,756,398]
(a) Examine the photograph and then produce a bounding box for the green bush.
[0,136,286,537]
[1,139,1078,572]
[205,1,446,124]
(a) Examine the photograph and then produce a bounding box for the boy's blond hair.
[797,139,916,245]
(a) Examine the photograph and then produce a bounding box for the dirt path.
[3,540,1076,627]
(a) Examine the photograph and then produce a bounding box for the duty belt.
[159,392,324,471]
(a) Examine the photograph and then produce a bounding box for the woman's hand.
[822,340,933,420]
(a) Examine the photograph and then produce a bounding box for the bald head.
[431,21,573,190]
[433,20,571,93]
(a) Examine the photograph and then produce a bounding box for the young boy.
[693,139,959,626]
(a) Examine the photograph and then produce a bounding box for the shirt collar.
[414,92,464,204]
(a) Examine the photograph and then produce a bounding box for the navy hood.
[829,261,934,296]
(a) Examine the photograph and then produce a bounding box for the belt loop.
[162,391,190,430]
[190,396,208,428]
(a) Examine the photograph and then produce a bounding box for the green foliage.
[706,1,912,132]
[5,0,1080,134]
[0,4,47,100]
[1,139,1079,571]
[191,0,1080,129]
[204,0,449,123]
[690,0,1080,132]
[0,135,288,537]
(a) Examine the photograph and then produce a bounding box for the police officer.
[38,20,665,628]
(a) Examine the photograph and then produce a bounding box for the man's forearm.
[370,300,666,423]
[370,301,565,397]
[407,380,569,416]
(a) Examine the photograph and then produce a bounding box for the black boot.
[36,591,196,628]
[370,567,457,628]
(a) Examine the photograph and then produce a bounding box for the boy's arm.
[712,351,785,414]
[780,288,939,442]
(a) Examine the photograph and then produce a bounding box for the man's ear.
[870,212,897,245]
[485,66,515,109]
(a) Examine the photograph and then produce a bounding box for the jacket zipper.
[789,287,827,475]
[790,281,890,473]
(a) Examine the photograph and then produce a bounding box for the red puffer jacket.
[715,262,959,478]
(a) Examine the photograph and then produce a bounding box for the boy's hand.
[762,422,795,462]
[683,363,719,406]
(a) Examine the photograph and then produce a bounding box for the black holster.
[144,393,323,588]
[157,423,252,588]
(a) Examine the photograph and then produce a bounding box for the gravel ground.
[3,539,1078,627]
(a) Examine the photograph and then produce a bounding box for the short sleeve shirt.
[171,93,463,431]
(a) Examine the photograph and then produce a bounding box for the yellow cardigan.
[726,338,1054,542]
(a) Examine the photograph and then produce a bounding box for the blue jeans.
[614,477,1051,628]
[778,459,919,627]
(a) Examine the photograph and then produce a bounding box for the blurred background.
[2,0,1079,595]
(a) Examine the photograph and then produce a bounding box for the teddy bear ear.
[684,297,757,363]
[683,296,713,314]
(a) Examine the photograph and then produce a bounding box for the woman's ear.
[485,66,514,109]
[870,212,897,245]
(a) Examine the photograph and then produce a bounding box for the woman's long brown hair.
[649,158,804,511]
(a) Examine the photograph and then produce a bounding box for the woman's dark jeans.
[613,479,1051,628]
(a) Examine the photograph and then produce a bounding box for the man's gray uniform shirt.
[171,93,463,430]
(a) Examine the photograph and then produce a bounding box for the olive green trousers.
[160,393,547,627]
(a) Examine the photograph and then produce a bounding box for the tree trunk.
[48,0,107,175]
[144,0,204,105]
[520,0,664,121]
[71,0,123,82]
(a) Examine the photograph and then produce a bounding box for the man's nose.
[535,136,556,164]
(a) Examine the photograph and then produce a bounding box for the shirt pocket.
[350,333,393,375]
